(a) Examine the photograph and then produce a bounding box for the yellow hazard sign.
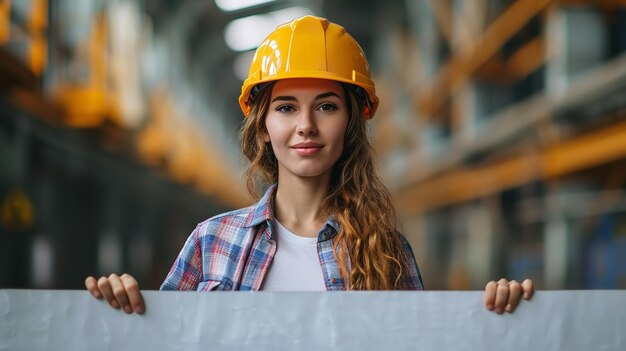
[1,188,35,231]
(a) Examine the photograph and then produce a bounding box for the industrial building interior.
[1,0,625,291]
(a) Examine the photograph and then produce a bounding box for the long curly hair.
[239,81,411,290]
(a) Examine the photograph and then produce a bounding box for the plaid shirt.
[160,184,424,291]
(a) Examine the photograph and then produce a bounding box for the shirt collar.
[243,183,278,230]
[325,215,340,234]
[242,183,340,241]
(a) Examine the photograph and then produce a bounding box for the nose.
[296,109,317,136]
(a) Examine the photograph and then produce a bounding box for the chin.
[287,166,333,178]
[293,170,329,178]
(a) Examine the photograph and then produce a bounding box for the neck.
[273,173,331,236]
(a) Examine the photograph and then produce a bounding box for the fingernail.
[134,305,143,314]
[123,306,132,314]
[486,304,494,310]
[495,308,503,314]
[505,304,512,312]
[111,300,119,308]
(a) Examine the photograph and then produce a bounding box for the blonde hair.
[240,82,410,290]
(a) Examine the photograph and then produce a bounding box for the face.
[262,78,349,180]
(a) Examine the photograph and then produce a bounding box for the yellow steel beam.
[449,0,552,88]
[28,0,47,75]
[57,13,109,128]
[0,0,9,44]
[29,0,46,31]
[506,37,546,80]
[473,57,508,82]
[28,34,46,75]
[474,37,546,82]
[542,120,626,178]
[417,0,554,117]
[394,118,626,215]
[394,155,538,215]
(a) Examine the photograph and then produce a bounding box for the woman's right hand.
[84,274,145,314]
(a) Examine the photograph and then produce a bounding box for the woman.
[85,15,533,315]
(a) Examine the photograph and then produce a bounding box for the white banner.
[1,289,625,350]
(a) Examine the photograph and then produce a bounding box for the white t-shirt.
[260,219,326,291]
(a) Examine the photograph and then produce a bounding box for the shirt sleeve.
[160,225,203,291]
[398,233,425,290]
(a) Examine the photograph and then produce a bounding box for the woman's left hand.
[484,278,534,314]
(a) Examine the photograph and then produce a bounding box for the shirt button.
[331,278,337,284]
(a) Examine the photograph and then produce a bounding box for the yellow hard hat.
[238,15,379,119]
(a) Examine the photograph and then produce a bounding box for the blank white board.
[1,290,624,350]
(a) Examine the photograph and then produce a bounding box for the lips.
[291,142,324,156]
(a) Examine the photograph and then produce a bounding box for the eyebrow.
[271,92,341,103]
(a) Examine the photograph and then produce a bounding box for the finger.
[484,281,497,311]
[97,276,119,309]
[109,274,133,314]
[522,279,535,300]
[85,276,102,299]
[121,274,145,314]
[494,279,510,314]
[505,280,522,313]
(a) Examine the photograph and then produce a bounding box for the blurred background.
[1,0,625,291]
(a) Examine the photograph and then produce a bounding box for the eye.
[276,104,296,113]
[318,103,338,112]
